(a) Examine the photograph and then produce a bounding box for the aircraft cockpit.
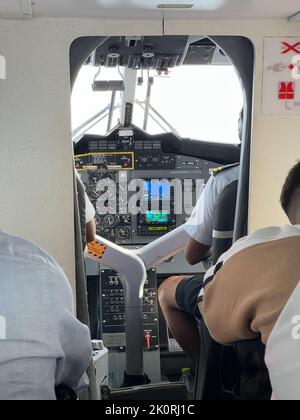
[71,34,252,398]
[1,0,300,402]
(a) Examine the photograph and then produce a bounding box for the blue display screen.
[144,180,170,200]
[146,211,169,224]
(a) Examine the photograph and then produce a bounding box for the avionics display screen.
[146,211,169,224]
[144,180,170,201]
[148,227,168,231]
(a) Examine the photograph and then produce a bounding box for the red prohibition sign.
[282,42,300,54]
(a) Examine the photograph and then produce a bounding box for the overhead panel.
[91,36,189,70]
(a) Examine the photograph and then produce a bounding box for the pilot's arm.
[85,192,96,243]
[184,165,240,266]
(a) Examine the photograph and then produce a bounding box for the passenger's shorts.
[175,274,204,319]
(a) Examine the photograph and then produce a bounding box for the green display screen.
[148,227,168,231]
[146,211,169,224]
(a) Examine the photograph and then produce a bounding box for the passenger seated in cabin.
[0,231,92,400]
[202,161,300,400]
[158,111,243,363]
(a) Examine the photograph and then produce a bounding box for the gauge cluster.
[75,152,134,171]
[75,128,217,245]
[80,170,132,244]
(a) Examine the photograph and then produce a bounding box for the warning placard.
[263,37,300,114]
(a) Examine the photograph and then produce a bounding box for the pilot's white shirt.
[184,165,240,246]
[85,192,96,223]
[0,232,92,400]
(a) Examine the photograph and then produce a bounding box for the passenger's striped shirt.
[202,225,300,346]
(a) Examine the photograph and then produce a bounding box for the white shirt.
[184,165,240,246]
[204,224,300,283]
[0,232,92,400]
[85,193,96,224]
[266,280,300,401]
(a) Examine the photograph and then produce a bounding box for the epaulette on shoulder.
[212,162,239,176]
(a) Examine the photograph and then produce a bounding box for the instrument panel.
[75,152,134,171]
[76,127,218,347]
[100,269,159,351]
[75,127,216,246]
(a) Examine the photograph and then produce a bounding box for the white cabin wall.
[0,17,299,295]
[0,18,162,292]
[165,19,300,231]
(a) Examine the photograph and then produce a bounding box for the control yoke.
[87,225,189,379]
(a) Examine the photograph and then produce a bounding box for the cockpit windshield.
[72,39,243,144]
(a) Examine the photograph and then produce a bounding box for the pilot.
[0,231,92,400]
[202,161,300,400]
[158,110,243,363]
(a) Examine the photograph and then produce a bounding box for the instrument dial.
[117,227,131,240]
[103,214,116,227]
[103,172,115,181]
[98,228,115,241]
[121,215,131,225]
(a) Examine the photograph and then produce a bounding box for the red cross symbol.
[278,82,295,100]
[281,42,300,54]
[288,64,300,70]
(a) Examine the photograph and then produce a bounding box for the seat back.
[55,385,78,401]
[211,180,238,265]
[195,180,239,400]
[234,340,271,400]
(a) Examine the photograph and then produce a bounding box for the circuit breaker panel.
[100,268,159,352]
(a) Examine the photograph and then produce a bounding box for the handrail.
[87,225,189,378]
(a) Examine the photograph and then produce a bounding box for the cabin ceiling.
[0,0,299,21]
